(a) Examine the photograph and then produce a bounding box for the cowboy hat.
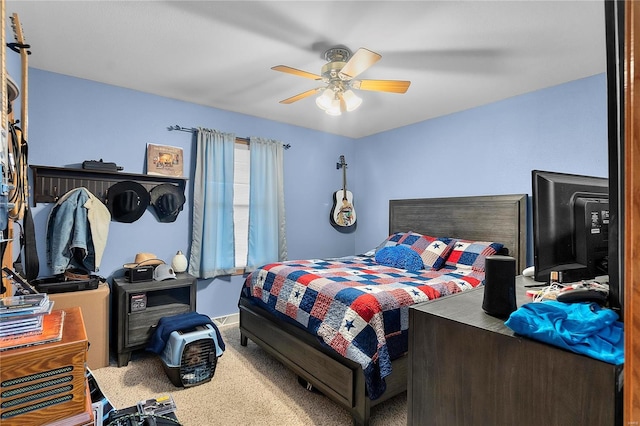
[123,252,164,269]
[106,180,150,223]
[149,183,185,223]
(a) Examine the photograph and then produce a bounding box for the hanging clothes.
[46,187,111,274]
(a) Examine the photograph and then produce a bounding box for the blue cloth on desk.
[146,311,225,355]
[504,301,624,365]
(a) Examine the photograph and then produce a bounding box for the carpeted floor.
[92,325,407,425]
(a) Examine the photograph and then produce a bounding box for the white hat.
[153,264,177,281]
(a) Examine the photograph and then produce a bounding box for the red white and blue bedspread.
[241,255,485,399]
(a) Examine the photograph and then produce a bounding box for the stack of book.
[0,283,65,352]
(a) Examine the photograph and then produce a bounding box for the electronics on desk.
[554,279,609,305]
[482,255,517,318]
[531,170,609,283]
[556,286,608,305]
[526,273,610,305]
[126,266,154,283]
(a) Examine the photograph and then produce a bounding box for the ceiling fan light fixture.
[342,90,362,112]
[325,99,342,116]
[316,88,334,110]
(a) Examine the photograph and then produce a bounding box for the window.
[190,130,285,279]
[233,141,250,268]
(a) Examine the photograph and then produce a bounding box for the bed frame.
[239,194,527,425]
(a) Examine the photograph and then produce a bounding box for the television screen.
[532,170,609,283]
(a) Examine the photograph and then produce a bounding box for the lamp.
[325,99,342,116]
[342,90,362,112]
[316,89,342,116]
[315,88,334,111]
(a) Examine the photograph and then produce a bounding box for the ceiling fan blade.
[279,88,319,104]
[353,79,411,94]
[272,65,321,80]
[338,48,381,80]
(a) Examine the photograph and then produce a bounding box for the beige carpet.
[92,325,407,425]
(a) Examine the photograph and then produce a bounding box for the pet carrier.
[160,324,221,387]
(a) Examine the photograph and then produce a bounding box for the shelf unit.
[29,165,187,206]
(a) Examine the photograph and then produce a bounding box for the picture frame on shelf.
[146,143,184,177]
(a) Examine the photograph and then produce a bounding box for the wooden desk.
[408,276,623,426]
[0,307,90,426]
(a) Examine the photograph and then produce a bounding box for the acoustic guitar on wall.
[330,155,356,229]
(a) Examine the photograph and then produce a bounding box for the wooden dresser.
[0,307,90,426]
[408,276,623,426]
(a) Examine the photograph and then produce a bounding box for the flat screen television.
[532,170,609,283]
[604,0,624,317]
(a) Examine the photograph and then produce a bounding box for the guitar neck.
[20,43,27,141]
[12,13,27,141]
[1,2,7,134]
[342,164,348,198]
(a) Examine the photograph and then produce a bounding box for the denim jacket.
[46,187,111,274]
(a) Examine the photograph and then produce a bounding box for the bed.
[239,194,527,425]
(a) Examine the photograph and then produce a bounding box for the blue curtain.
[188,128,236,278]
[246,137,287,270]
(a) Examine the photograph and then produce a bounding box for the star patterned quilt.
[241,254,486,399]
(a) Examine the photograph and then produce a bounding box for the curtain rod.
[167,125,291,149]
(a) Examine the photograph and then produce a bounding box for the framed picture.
[146,143,184,177]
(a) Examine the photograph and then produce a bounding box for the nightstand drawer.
[126,305,192,347]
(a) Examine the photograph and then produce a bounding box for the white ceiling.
[4,1,606,139]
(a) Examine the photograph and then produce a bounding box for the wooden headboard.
[389,194,527,273]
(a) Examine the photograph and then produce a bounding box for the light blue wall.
[353,74,608,262]
[20,68,607,318]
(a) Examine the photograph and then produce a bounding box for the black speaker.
[482,255,517,318]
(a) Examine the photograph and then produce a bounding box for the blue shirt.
[505,300,624,365]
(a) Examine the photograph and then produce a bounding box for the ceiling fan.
[272,46,411,115]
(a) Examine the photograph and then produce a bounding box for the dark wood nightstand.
[112,273,197,367]
[408,275,623,426]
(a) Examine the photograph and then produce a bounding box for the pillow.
[395,231,422,246]
[375,245,425,271]
[415,236,454,270]
[394,232,453,270]
[374,232,410,253]
[444,239,504,271]
[376,232,453,270]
